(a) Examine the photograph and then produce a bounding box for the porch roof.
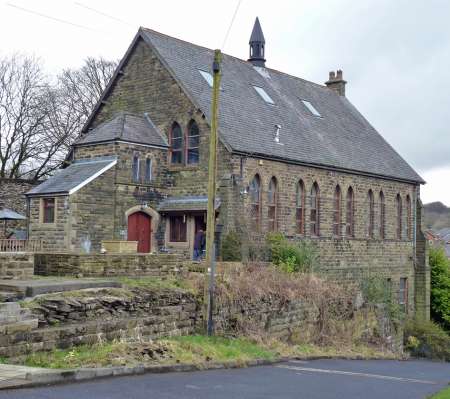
[157,196,221,212]
[26,156,117,197]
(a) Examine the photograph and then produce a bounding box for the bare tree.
[0,54,49,179]
[57,57,117,135]
[0,55,117,180]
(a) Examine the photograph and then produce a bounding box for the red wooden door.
[127,212,151,253]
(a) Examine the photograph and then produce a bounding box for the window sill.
[167,241,189,248]
[168,164,200,172]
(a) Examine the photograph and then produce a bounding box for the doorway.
[127,212,152,253]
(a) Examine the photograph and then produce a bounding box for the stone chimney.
[325,70,347,96]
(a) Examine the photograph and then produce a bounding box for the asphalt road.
[1,359,449,399]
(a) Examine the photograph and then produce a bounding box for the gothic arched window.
[267,177,278,231]
[187,120,199,164]
[296,180,305,234]
[170,122,183,165]
[310,182,320,236]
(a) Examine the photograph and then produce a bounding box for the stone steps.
[0,301,39,334]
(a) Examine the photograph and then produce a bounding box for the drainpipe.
[413,185,418,269]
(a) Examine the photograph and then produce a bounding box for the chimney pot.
[325,69,347,96]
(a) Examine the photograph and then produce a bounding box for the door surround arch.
[125,206,160,253]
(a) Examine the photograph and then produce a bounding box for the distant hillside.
[424,202,450,230]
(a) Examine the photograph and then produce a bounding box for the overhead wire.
[221,0,243,50]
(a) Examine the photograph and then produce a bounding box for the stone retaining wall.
[0,285,315,357]
[34,253,187,277]
[0,253,34,279]
[1,288,198,357]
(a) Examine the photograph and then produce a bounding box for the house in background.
[26,18,429,317]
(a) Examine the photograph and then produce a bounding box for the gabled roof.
[85,27,424,184]
[76,112,168,148]
[26,157,117,196]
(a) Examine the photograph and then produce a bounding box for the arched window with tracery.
[333,185,341,237]
[396,194,402,240]
[406,195,412,240]
[296,180,305,234]
[346,187,355,237]
[187,120,199,164]
[368,190,374,238]
[170,122,183,164]
[249,174,261,230]
[379,191,385,239]
[267,177,278,231]
[310,182,320,236]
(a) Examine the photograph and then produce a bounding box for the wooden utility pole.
[204,49,222,335]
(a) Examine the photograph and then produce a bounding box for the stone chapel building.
[25,18,429,316]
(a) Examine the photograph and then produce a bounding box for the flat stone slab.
[0,279,122,298]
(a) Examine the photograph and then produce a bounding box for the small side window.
[145,158,152,182]
[42,198,55,223]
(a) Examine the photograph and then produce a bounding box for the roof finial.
[248,17,266,67]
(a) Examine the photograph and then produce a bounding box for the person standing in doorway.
[193,228,205,261]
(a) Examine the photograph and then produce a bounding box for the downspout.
[413,184,418,269]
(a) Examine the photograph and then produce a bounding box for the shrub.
[221,231,242,261]
[429,246,450,332]
[404,318,450,361]
[266,232,318,273]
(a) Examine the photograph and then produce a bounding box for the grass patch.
[11,335,398,370]
[23,343,121,369]
[429,387,450,399]
[165,335,276,364]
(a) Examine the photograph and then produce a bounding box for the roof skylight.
[253,86,275,105]
[301,99,321,117]
[198,70,213,87]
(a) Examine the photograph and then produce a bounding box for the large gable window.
[310,182,320,236]
[42,198,55,224]
[296,180,305,234]
[333,185,341,237]
[346,187,355,237]
[249,174,261,230]
[170,122,183,165]
[267,177,278,231]
[187,120,200,164]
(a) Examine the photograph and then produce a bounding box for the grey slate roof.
[140,28,423,183]
[158,196,221,212]
[0,208,26,220]
[250,17,265,43]
[75,112,168,148]
[26,157,117,196]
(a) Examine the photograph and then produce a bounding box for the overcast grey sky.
[1,0,449,204]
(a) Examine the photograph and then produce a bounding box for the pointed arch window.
[296,180,305,234]
[379,191,385,239]
[396,194,403,240]
[346,187,355,237]
[368,190,375,238]
[187,120,200,164]
[333,185,341,237]
[249,174,261,230]
[267,177,278,231]
[170,122,183,164]
[406,195,412,240]
[310,182,320,236]
[144,158,152,182]
[132,154,140,182]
